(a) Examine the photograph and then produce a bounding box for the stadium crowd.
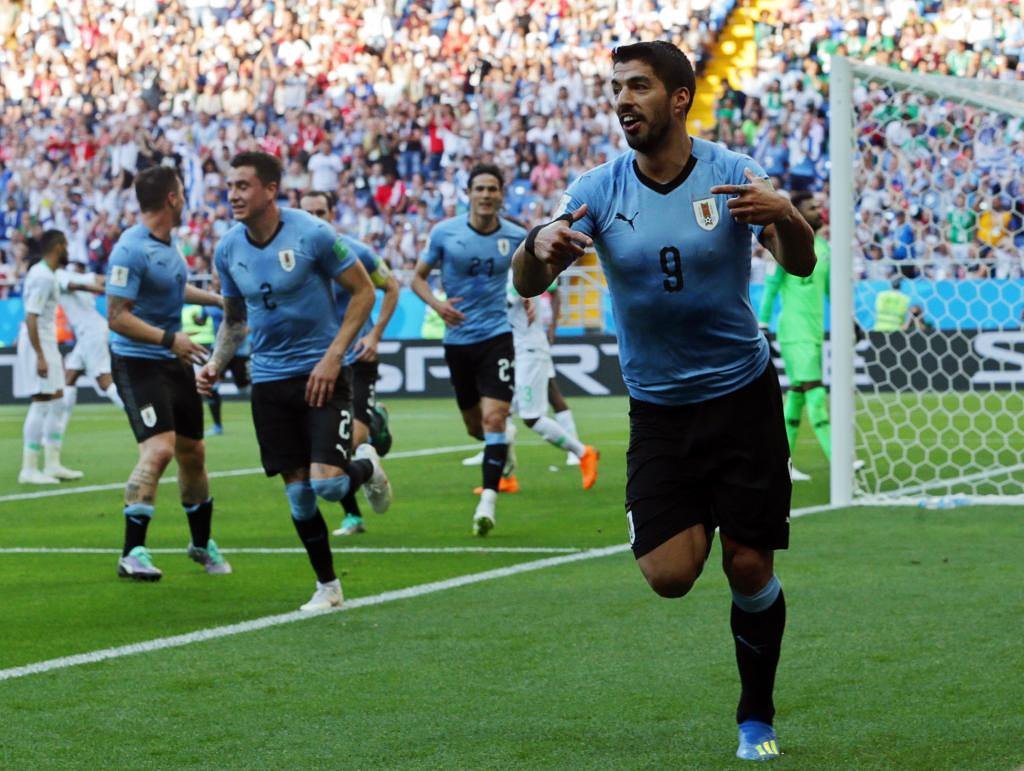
[2,0,1024,298]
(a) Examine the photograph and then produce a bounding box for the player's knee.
[309,474,351,503]
[285,481,317,520]
[805,386,829,423]
[723,547,772,593]
[481,413,506,434]
[640,563,702,599]
[141,443,175,471]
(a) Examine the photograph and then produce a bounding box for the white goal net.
[829,58,1024,507]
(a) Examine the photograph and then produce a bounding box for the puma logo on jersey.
[615,211,639,231]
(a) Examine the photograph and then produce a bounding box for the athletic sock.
[104,382,125,408]
[292,509,336,583]
[62,386,78,435]
[530,415,585,457]
[554,409,578,439]
[207,388,222,428]
[341,489,363,518]
[805,386,831,460]
[482,432,508,491]
[123,503,155,555]
[43,399,64,451]
[183,497,213,549]
[731,576,786,725]
[347,458,373,490]
[783,390,805,454]
[22,401,47,454]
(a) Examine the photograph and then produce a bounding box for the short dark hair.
[135,166,181,212]
[611,41,697,108]
[790,191,815,210]
[301,190,335,208]
[40,229,66,256]
[230,151,283,188]
[467,163,504,191]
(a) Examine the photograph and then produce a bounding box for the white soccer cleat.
[461,450,485,466]
[566,452,580,466]
[853,459,866,472]
[355,443,392,513]
[473,489,497,536]
[44,464,84,481]
[18,468,60,485]
[790,466,812,482]
[299,579,343,611]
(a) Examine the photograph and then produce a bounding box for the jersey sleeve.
[554,170,604,238]
[105,240,144,300]
[310,222,355,279]
[213,239,241,299]
[21,270,49,316]
[352,239,391,289]
[423,224,445,267]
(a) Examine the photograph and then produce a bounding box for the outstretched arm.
[184,284,224,308]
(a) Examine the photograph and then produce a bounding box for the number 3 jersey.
[215,208,356,383]
[424,214,527,346]
[560,137,770,405]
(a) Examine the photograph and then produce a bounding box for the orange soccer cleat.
[579,446,600,490]
[473,475,520,495]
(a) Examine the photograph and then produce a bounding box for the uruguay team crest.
[140,404,157,428]
[278,249,296,272]
[497,238,510,256]
[692,197,719,231]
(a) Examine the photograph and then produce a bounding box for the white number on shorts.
[497,358,512,383]
[335,410,352,456]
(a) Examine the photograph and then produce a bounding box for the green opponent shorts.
[780,341,822,387]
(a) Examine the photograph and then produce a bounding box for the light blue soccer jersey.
[214,208,355,383]
[334,235,392,366]
[106,224,188,360]
[561,138,770,405]
[424,214,527,345]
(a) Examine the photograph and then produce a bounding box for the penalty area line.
[0,544,629,683]
[0,443,484,504]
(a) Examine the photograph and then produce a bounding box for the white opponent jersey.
[507,276,552,354]
[57,269,107,338]
[21,261,61,343]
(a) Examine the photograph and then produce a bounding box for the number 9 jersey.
[559,138,770,406]
[423,213,527,346]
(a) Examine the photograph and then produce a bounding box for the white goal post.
[829,57,1024,507]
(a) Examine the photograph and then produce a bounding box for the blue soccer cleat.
[736,720,781,761]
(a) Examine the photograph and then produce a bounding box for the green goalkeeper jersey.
[758,235,830,345]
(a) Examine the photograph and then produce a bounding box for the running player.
[197,152,392,611]
[512,41,815,761]
[411,163,526,536]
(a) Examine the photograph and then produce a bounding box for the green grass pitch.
[0,398,1019,769]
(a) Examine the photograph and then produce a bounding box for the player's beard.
[623,107,672,155]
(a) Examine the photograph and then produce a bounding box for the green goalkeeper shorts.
[780,341,823,387]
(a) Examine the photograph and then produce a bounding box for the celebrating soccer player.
[197,152,392,612]
[513,41,815,761]
[411,164,527,536]
[106,166,230,581]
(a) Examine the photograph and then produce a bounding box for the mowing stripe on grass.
[0,443,484,504]
[0,503,841,683]
[0,544,630,682]
[0,546,582,555]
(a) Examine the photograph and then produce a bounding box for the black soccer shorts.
[351,360,379,428]
[443,332,515,410]
[250,368,355,477]
[625,360,792,558]
[111,354,204,443]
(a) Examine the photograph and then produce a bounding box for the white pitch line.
[0,546,582,555]
[0,544,629,683]
[0,503,840,683]
[0,443,484,504]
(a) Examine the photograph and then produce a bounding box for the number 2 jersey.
[424,214,527,346]
[560,138,770,405]
[214,207,356,383]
